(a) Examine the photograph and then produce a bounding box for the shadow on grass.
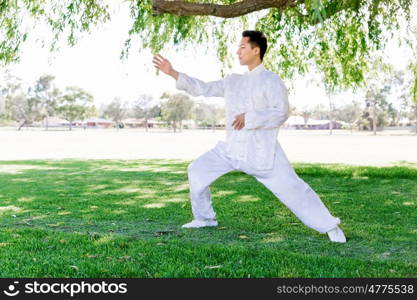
[0,159,416,265]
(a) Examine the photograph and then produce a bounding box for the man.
[152,30,346,243]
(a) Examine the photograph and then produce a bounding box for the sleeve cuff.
[175,72,186,91]
[244,111,257,129]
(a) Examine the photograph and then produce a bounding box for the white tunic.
[176,64,289,171]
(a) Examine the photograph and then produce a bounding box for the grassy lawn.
[0,159,416,278]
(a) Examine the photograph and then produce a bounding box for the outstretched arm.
[152,53,225,97]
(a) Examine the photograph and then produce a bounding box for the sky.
[2,2,414,111]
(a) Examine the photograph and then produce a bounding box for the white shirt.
[176,63,289,170]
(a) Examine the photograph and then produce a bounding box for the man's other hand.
[232,113,245,130]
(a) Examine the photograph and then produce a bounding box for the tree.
[103,98,128,130]
[33,75,60,130]
[306,70,341,135]
[310,104,330,120]
[405,26,417,133]
[9,94,43,130]
[132,94,161,132]
[402,62,417,133]
[362,59,403,135]
[0,1,414,90]
[0,71,22,122]
[57,86,94,130]
[333,101,363,132]
[0,1,110,65]
[0,80,6,119]
[364,84,390,134]
[2,73,44,130]
[193,102,225,131]
[289,104,298,116]
[160,92,194,132]
[300,106,311,127]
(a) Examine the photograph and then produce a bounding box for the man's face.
[236,37,260,65]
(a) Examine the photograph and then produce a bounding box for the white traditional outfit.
[176,64,341,235]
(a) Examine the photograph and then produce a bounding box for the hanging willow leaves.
[0,0,414,90]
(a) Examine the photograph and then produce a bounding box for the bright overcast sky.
[2,2,413,110]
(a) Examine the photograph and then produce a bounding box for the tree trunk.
[212,120,216,132]
[45,115,49,131]
[18,121,26,131]
[328,94,333,135]
[145,119,148,132]
[414,103,417,133]
[69,121,72,131]
[179,120,182,132]
[372,101,377,135]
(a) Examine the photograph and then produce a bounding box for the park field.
[0,128,416,166]
[0,159,416,277]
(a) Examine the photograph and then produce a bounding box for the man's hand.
[232,113,245,130]
[152,54,179,80]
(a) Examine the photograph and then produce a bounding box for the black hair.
[242,30,268,61]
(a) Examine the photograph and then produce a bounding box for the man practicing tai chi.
[152,30,346,243]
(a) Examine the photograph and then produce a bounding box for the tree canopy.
[0,0,415,89]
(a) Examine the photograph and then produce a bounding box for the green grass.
[0,159,416,278]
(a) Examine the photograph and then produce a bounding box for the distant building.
[283,115,343,130]
[83,117,113,128]
[122,118,143,128]
[182,119,197,129]
[398,118,412,127]
[42,117,71,127]
[147,118,166,128]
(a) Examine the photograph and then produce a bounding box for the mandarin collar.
[244,64,265,77]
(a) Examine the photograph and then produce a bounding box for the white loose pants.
[187,141,341,234]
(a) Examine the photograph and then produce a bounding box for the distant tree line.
[0,72,225,132]
[294,60,417,134]
[2,57,416,134]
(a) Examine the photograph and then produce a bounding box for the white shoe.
[181,219,218,228]
[327,226,346,243]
